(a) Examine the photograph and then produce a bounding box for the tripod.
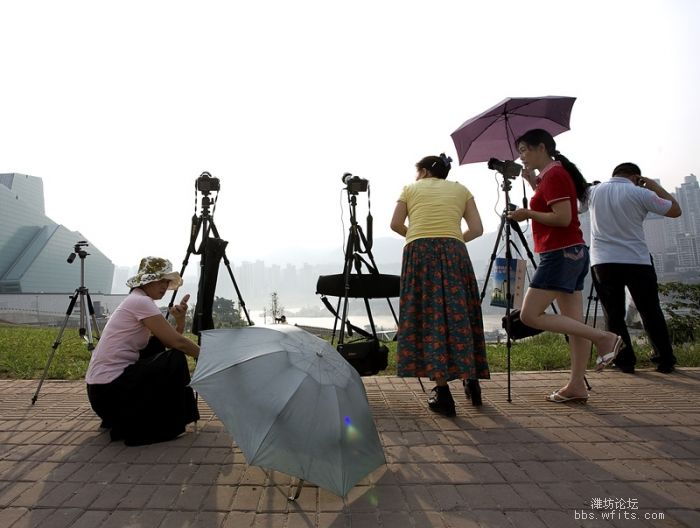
[480,177,540,402]
[317,180,399,375]
[166,172,252,336]
[32,241,101,404]
[334,191,399,349]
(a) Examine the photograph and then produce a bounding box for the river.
[250,311,505,334]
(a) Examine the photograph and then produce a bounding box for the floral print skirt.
[397,238,489,381]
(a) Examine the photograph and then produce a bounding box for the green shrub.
[659,282,700,344]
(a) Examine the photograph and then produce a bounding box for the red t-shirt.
[529,162,584,253]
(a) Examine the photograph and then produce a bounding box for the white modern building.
[0,173,123,323]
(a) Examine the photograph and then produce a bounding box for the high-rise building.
[676,174,700,237]
[0,173,114,293]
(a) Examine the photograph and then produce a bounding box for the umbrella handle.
[288,478,305,501]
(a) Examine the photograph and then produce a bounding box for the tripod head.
[66,240,91,290]
[67,241,89,263]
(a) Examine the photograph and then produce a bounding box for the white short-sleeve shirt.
[588,177,672,266]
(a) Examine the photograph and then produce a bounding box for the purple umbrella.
[450,96,576,165]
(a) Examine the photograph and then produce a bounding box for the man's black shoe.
[656,364,675,374]
[617,364,635,374]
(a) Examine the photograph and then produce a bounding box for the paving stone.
[0,506,28,528]
[0,371,698,527]
[69,510,111,528]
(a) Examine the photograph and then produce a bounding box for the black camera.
[488,158,523,179]
[341,172,369,193]
[197,171,221,194]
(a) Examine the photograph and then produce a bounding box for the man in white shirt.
[588,162,682,374]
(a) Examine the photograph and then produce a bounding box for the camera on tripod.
[488,158,523,180]
[67,240,89,263]
[197,171,221,194]
[341,172,369,193]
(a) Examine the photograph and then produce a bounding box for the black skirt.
[87,346,199,446]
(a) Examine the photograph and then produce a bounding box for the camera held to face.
[197,171,221,194]
[488,158,523,180]
[341,172,369,193]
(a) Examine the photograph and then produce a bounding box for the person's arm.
[508,199,571,227]
[142,314,200,358]
[462,197,483,242]
[390,201,408,237]
[638,177,682,218]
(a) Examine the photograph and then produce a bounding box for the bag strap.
[319,295,375,339]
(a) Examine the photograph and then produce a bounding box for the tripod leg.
[80,292,91,344]
[480,214,507,302]
[583,281,599,392]
[221,251,252,325]
[166,216,202,319]
[363,297,377,337]
[84,291,101,350]
[330,296,342,344]
[336,222,361,347]
[209,221,253,326]
[32,291,79,404]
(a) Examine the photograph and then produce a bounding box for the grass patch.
[0,325,198,380]
[1,324,698,380]
[379,332,699,375]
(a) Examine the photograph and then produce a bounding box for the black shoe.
[428,385,456,417]
[613,363,635,374]
[463,379,483,406]
[656,364,675,374]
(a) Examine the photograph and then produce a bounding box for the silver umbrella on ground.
[189,325,385,498]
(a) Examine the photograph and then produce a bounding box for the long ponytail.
[553,152,589,204]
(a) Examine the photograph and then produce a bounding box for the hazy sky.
[2,0,699,270]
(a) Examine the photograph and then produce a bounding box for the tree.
[658,282,700,344]
[212,296,246,328]
[269,292,285,323]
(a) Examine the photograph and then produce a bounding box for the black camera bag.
[502,309,543,340]
[338,339,388,376]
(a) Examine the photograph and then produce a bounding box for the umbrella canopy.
[190,325,385,497]
[451,96,576,164]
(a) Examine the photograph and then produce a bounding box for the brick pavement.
[1,369,699,527]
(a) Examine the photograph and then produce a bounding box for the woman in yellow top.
[390,153,489,416]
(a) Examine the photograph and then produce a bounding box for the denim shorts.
[530,244,589,293]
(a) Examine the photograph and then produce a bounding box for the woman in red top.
[508,129,622,403]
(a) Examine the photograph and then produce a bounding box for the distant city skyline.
[110,172,699,320]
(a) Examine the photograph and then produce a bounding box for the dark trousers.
[591,263,676,368]
[87,349,199,446]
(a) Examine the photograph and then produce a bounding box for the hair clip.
[439,153,453,167]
